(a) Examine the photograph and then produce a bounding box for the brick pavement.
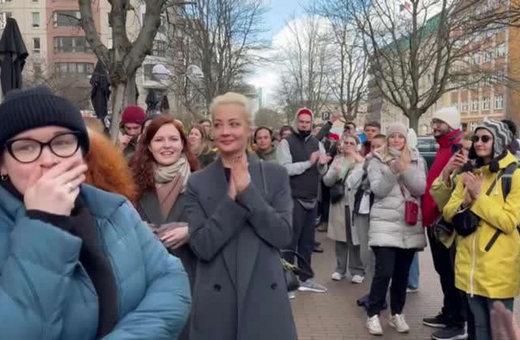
[291,231,520,340]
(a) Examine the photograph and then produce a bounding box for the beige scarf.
[154,155,191,219]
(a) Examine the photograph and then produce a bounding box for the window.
[32,0,39,2]
[55,62,94,77]
[33,38,40,54]
[496,44,506,58]
[473,53,481,65]
[53,11,80,27]
[32,12,40,27]
[53,37,92,53]
[0,12,12,29]
[495,95,504,109]
[472,99,479,111]
[0,0,13,3]
[484,50,492,63]
[462,101,468,112]
[152,40,167,57]
[144,64,154,81]
[483,97,490,110]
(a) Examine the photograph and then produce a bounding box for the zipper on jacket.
[484,230,502,252]
[470,233,476,297]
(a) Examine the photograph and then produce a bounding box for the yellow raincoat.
[443,152,520,299]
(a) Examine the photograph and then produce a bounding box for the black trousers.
[367,247,416,317]
[428,227,466,328]
[320,182,330,223]
[283,199,317,282]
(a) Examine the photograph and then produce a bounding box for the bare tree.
[164,0,267,116]
[325,18,369,121]
[315,0,513,130]
[78,0,168,141]
[254,107,285,129]
[275,16,333,119]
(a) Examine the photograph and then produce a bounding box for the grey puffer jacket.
[367,149,427,250]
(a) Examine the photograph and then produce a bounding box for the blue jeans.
[467,295,514,340]
[407,252,419,290]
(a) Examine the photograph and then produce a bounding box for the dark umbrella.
[90,61,111,121]
[0,18,29,95]
[160,95,170,112]
[145,89,159,112]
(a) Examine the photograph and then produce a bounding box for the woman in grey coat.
[185,92,297,340]
[365,123,427,336]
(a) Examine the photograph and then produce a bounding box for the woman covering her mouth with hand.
[0,87,190,339]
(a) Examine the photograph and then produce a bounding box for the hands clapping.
[228,153,250,201]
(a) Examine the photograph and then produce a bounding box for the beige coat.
[323,157,367,244]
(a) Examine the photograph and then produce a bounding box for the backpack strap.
[500,162,519,200]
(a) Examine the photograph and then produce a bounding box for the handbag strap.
[485,168,506,196]
[280,249,315,278]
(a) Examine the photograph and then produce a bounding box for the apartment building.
[0,0,188,116]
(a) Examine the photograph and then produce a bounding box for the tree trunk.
[126,73,137,106]
[408,109,420,131]
[110,82,127,143]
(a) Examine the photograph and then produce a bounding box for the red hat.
[297,108,312,118]
[328,133,340,141]
[121,106,146,125]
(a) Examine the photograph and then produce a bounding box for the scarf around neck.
[154,155,191,219]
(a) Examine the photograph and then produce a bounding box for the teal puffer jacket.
[0,184,191,339]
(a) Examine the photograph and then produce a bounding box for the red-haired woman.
[130,116,200,286]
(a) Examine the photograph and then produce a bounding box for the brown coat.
[84,129,138,203]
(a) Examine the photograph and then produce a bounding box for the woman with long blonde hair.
[365,122,427,336]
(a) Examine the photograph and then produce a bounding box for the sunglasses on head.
[472,135,493,143]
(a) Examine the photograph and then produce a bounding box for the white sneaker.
[288,292,296,300]
[366,315,383,336]
[331,272,345,281]
[298,279,327,293]
[406,287,419,293]
[351,275,365,284]
[390,314,410,333]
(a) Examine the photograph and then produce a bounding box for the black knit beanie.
[0,86,89,154]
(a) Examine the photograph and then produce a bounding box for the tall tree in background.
[78,0,167,141]
[254,107,285,129]
[275,16,333,120]
[166,0,267,116]
[326,18,369,121]
[315,0,512,130]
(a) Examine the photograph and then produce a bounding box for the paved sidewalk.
[291,231,520,340]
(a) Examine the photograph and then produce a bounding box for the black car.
[417,136,438,170]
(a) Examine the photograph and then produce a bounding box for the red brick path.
[291,232,520,340]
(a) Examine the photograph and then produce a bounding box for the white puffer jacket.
[367,149,427,249]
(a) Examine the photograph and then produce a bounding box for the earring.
[1,174,8,182]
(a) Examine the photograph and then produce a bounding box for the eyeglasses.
[6,132,81,164]
[430,119,445,127]
[472,135,493,144]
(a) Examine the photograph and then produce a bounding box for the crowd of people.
[1,85,520,340]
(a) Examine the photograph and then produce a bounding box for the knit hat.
[432,107,462,130]
[297,108,312,118]
[475,117,513,160]
[386,123,408,139]
[0,86,89,153]
[121,106,146,125]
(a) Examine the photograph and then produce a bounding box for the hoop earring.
[1,174,8,182]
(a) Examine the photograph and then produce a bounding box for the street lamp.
[152,63,172,82]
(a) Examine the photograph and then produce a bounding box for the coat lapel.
[138,191,164,225]
[199,159,238,288]
[237,156,262,315]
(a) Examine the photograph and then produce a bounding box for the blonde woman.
[323,134,366,283]
[188,125,216,168]
[185,92,297,339]
[365,123,427,336]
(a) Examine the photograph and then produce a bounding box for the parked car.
[417,136,437,170]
